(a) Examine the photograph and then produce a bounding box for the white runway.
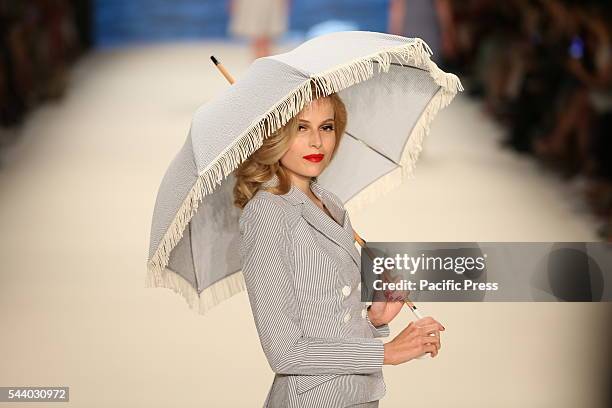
[0,41,608,407]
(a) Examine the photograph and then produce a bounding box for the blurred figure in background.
[447,0,612,241]
[388,0,458,65]
[1,0,88,153]
[228,0,290,60]
[533,5,611,168]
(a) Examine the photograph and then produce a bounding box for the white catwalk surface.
[0,41,608,408]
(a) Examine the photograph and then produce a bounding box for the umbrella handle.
[210,55,421,318]
[352,228,426,321]
[211,55,236,84]
[353,229,366,248]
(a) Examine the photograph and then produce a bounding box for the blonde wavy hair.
[233,87,348,209]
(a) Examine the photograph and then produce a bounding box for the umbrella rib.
[377,60,430,73]
[342,61,441,170]
[344,130,397,166]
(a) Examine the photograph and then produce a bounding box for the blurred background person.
[388,0,458,65]
[0,0,88,151]
[446,0,612,240]
[228,0,291,59]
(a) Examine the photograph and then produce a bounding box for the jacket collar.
[261,173,360,267]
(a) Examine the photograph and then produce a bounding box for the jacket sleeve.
[239,197,385,375]
[365,309,390,338]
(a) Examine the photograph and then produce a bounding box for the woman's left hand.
[368,272,408,326]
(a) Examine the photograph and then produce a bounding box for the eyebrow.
[299,118,335,123]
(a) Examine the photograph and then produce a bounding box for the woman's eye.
[323,125,334,131]
[298,125,306,131]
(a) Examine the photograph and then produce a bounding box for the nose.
[309,129,323,148]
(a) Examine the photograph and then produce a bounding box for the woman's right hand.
[382,316,445,365]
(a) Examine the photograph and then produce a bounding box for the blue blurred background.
[95,0,388,48]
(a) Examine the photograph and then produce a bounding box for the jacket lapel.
[262,174,360,267]
[300,198,361,268]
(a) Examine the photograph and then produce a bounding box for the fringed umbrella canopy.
[146,31,463,315]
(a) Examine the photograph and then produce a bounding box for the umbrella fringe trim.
[310,37,463,98]
[146,266,246,314]
[147,37,463,313]
[399,85,459,176]
[344,167,404,215]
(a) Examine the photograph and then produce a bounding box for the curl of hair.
[233,88,347,209]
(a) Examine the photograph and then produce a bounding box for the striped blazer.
[238,173,390,408]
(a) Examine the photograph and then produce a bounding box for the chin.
[304,164,326,177]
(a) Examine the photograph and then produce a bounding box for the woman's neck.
[287,171,319,203]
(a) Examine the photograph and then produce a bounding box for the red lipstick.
[303,154,324,162]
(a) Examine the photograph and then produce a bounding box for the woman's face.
[280,97,336,179]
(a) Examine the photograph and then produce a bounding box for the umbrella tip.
[210,55,219,65]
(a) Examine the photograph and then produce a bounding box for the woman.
[228,0,290,59]
[234,88,445,407]
[388,0,457,64]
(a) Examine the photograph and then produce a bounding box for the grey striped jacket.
[238,173,389,408]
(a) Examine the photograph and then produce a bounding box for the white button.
[357,282,361,291]
[342,285,351,296]
[361,309,367,318]
[343,313,351,323]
